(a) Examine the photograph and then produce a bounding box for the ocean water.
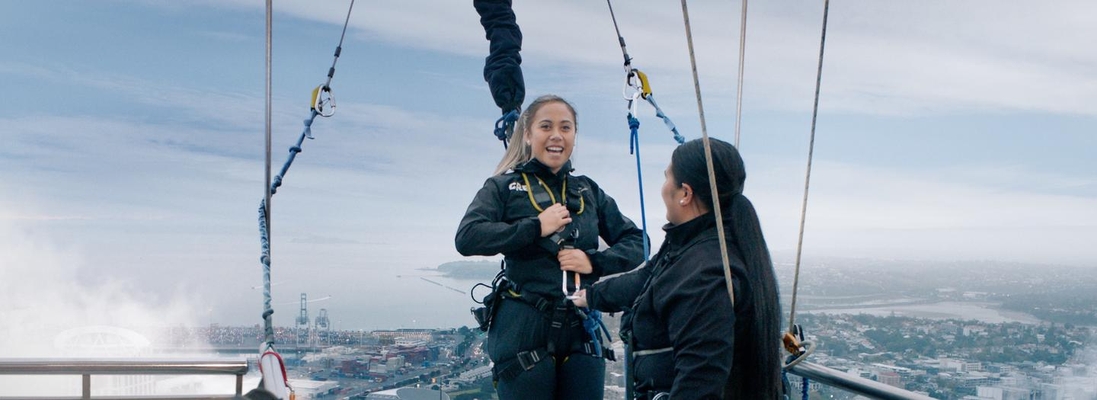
[270,271,488,332]
[806,301,1042,324]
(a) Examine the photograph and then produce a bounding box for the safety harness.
[520,173,584,215]
[491,285,616,382]
[469,170,614,384]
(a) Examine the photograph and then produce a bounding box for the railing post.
[787,361,936,400]
[0,358,250,399]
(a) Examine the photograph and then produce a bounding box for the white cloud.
[193,0,1097,117]
[1,61,261,129]
[747,158,1097,265]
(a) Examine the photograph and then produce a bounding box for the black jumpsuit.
[587,215,749,399]
[456,159,645,400]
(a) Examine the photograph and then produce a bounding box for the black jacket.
[456,159,645,299]
[588,215,749,399]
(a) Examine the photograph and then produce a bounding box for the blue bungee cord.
[258,108,320,344]
[258,0,355,351]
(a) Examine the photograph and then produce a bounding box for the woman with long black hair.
[575,137,783,399]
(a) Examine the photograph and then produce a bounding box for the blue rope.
[578,308,613,358]
[644,95,685,145]
[624,95,683,262]
[494,108,520,149]
[781,369,789,399]
[627,114,650,260]
[258,109,321,345]
[781,356,811,400]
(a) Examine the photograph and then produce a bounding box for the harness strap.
[576,307,615,360]
[521,173,560,211]
[520,173,585,214]
[504,289,553,313]
[635,391,670,400]
[632,346,673,357]
[581,342,617,362]
[547,303,574,356]
[492,291,615,382]
[493,347,550,381]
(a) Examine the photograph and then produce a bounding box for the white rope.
[789,0,831,332]
[680,0,734,307]
[732,0,748,149]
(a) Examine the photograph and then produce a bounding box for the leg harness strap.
[492,291,615,382]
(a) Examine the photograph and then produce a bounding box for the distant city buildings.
[795,313,1095,399]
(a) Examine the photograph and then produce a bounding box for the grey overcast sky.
[1,1,1094,341]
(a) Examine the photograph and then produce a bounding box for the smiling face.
[525,101,576,173]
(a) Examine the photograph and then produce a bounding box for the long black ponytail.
[671,138,782,399]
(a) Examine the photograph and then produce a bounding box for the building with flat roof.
[365,387,450,400]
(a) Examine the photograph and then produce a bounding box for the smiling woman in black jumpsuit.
[456,94,645,400]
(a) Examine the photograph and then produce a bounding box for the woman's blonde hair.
[492,94,577,176]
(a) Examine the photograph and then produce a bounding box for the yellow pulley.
[634,69,653,98]
[310,85,335,117]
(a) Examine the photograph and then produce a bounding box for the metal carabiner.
[310,84,336,118]
[622,65,642,101]
[561,227,582,300]
[627,90,642,119]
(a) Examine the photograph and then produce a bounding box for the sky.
[1,0,1095,339]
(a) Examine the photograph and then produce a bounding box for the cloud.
[1,61,261,130]
[188,0,1097,118]
[746,158,1097,265]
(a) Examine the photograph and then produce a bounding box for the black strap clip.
[516,349,545,371]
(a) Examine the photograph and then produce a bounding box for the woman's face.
[661,163,686,225]
[526,102,575,173]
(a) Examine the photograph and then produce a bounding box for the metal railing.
[0,357,936,400]
[787,361,936,400]
[0,358,249,400]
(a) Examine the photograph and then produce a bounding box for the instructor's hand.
[538,203,571,237]
[558,248,592,274]
[571,289,588,308]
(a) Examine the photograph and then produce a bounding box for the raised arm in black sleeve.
[455,178,540,256]
[473,0,524,112]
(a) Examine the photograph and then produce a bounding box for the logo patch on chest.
[508,182,529,192]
